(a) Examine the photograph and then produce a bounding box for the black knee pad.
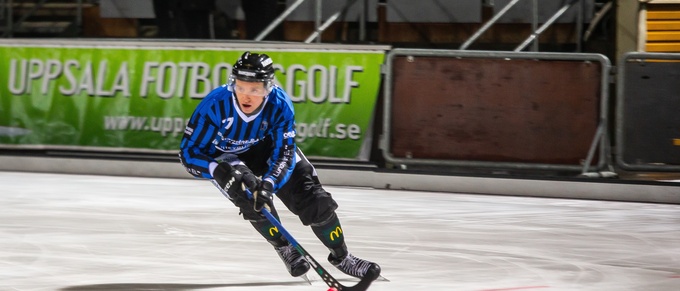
[297,186,338,226]
[276,150,339,225]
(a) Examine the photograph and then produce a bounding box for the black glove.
[253,180,274,212]
[238,166,259,194]
[213,163,257,199]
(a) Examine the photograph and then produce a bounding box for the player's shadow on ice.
[61,281,307,290]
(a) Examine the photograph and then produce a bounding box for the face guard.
[228,51,275,94]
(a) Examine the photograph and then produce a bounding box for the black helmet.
[231,51,275,83]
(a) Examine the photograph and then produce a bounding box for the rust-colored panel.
[389,56,601,165]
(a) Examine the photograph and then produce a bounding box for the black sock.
[311,212,348,259]
[249,208,286,247]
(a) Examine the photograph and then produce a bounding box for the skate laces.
[335,253,373,278]
[275,244,309,277]
[276,245,300,264]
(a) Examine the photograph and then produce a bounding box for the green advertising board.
[0,41,386,160]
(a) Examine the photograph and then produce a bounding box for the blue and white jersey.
[179,84,296,192]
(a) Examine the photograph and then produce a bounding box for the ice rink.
[1,171,679,291]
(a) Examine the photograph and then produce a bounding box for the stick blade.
[340,264,381,291]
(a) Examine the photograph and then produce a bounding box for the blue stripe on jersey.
[179,85,297,192]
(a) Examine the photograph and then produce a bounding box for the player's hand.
[253,180,274,212]
[213,162,242,194]
[214,163,256,200]
[239,168,259,193]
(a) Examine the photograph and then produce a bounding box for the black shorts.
[234,145,338,225]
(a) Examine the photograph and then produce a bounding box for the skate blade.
[300,273,313,285]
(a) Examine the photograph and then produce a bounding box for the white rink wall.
[1,155,679,204]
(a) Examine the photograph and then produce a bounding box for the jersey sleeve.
[262,94,297,192]
[178,91,222,179]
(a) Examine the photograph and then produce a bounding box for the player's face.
[234,79,267,114]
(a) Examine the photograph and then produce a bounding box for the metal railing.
[460,0,586,52]
[255,0,368,43]
[2,0,49,37]
[255,0,589,48]
[0,0,4,23]
[0,0,12,37]
[2,0,588,48]
[1,0,84,38]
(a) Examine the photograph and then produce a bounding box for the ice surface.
[1,172,679,291]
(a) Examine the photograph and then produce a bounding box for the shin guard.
[311,212,347,258]
[250,208,286,247]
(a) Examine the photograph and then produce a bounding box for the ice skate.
[275,244,310,277]
[328,253,381,280]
